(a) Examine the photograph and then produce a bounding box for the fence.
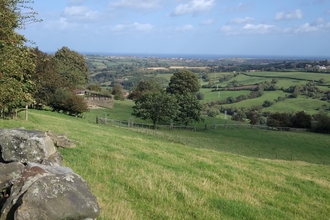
[95,116,308,132]
[95,116,328,165]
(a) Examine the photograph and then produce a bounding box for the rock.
[0,163,25,189]
[1,165,99,220]
[46,131,76,149]
[14,173,99,220]
[0,129,100,220]
[26,163,74,175]
[0,129,56,163]
[45,151,63,166]
[0,163,25,210]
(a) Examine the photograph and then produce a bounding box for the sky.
[19,0,330,58]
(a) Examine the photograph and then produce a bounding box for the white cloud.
[109,0,161,10]
[44,17,81,31]
[175,24,194,31]
[221,23,275,35]
[243,24,274,34]
[223,2,251,13]
[283,18,330,34]
[171,0,215,16]
[294,23,318,33]
[275,9,303,21]
[200,19,214,25]
[62,5,106,22]
[110,22,154,33]
[229,17,254,24]
[220,25,239,35]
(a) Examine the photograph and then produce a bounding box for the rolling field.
[1,109,330,220]
[244,71,330,82]
[220,91,286,108]
[267,97,327,114]
[200,89,251,103]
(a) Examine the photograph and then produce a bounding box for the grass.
[245,71,330,82]
[267,96,328,114]
[1,109,330,220]
[201,89,251,103]
[222,91,286,108]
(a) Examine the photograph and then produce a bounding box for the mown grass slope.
[1,109,330,220]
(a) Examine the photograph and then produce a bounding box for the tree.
[128,79,162,100]
[49,88,87,116]
[166,70,200,94]
[291,111,311,129]
[31,48,71,106]
[132,92,179,129]
[0,0,39,117]
[262,100,273,108]
[174,93,203,126]
[87,84,102,92]
[112,83,124,100]
[54,47,89,87]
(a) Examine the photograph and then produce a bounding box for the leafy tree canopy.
[0,0,39,116]
[31,48,71,106]
[166,70,200,95]
[54,46,89,87]
[132,92,179,129]
[175,93,203,126]
[129,79,162,100]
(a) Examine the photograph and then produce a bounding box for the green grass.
[1,109,330,219]
[2,109,330,220]
[245,71,330,82]
[267,96,328,114]
[222,91,286,108]
[201,89,251,103]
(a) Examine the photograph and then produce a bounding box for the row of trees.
[131,70,203,128]
[0,0,90,117]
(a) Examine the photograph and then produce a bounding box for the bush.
[49,88,88,116]
[196,92,205,100]
[207,108,219,117]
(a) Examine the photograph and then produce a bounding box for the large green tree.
[166,70,203,126]
[129,79,162,100]
[0,0,39,117]
[31,48,71,106]
[132,92,179,129]
[54,46,89,87]
[166,70,200,94]
[175,93,203,126]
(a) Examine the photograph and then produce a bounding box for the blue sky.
[20,0,330,58]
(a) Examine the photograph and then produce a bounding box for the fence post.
[25,105,28,121]
[96,116,99,124]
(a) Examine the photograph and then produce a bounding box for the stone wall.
[0,129,100,220]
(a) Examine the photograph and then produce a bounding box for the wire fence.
[96,116,308,132]
[95,116,327,165]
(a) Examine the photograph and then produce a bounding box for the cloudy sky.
[20,0,330,58]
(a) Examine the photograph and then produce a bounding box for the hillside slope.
[1,110,330,220]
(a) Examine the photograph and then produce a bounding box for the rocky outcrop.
[46,131,76,149]
[0,129,100,220]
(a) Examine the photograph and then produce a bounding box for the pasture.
[2,108,330,220]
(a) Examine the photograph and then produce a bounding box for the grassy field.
[221,91,286,108]
[245,71,330,82]
[200,89,252,103]
[267,96,327,114]
[1,109,330,220]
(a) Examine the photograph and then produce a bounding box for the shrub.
[207,108,219,117]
